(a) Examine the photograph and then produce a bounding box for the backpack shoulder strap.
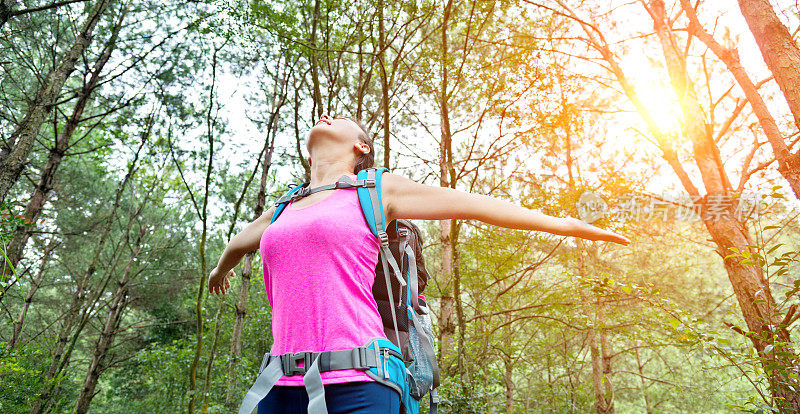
[274,174,375,224]
[356,167,385,236]
[270,183,307,224]
[356,167,407,348]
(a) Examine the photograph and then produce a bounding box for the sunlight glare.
[622,56,684,138]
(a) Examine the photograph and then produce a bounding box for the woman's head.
[307,114,374,173]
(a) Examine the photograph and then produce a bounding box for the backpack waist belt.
[261,347,403,376]
[238,344,403,414]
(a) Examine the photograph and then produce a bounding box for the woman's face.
[307,114,367,155]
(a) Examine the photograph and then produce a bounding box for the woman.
[208,114,630,413]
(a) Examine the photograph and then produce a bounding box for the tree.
[533,0,800,409]
[0,0,111,207]
[680,0,800,201]
[0,4,127,300]
[736,0,800,133]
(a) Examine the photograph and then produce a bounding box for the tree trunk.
[7,238,58,350]
[29,139,146,414]
[0,0,110,206]
[705,217,800,411]
[226,69,284,406]
[646,2,800,410]
[376,0,390,168]
[309,0,323,119]
[355,17,374,121]
[737,0,800,132]
[503,356,514,414]
[680,0,800,200]
[188,41,221,414]
[452,220,466,384]
[436,0,457,378]
[578,240,615,414]
[1,7,124,291]
[598,308,614,413]
[73,223,147,414]
[293,90,311,181]
[587,318,615,414]
[501,310,515,414]
[634,342,652,413]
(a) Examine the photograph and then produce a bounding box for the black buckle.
[281,352,312,376]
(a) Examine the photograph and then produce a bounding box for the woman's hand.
[209,267,235,296]
[566,217,631,245]
[207,205,276,296]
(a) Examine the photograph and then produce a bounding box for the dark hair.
[344,116,374,173]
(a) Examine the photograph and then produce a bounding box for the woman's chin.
[308,125,342,143]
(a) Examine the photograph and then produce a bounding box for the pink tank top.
[259,177,386,386]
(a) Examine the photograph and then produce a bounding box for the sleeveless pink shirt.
[259,178,386,386]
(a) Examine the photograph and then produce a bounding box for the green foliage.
[0,343,50,413]
[95,339,195,413]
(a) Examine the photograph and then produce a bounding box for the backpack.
[238,167,440,414]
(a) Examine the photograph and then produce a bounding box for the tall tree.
[736,0,800,132]
[73,200,153,413]
[436,0,457,377]
[183,39,225,414]
[0,0,111,206]
[376,0,390,168]
[0,5,126,295]
[680,0,800,200]
[538,0,800,409]
[225,52,293,407]
[29,138,147,414]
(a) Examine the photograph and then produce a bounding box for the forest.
[2,0,800,412]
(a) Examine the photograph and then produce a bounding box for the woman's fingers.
[208,269,236,296]
[606,232,630,245]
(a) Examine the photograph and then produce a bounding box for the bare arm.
[209,205,277,295]
[382,173,630,245]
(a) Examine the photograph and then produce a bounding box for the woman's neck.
[308,158,354,187]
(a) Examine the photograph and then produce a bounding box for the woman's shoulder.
[378,171,409,196]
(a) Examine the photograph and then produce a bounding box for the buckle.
[363,178,376,187]
[351,347,370,370]
[281,352,311,376]
[381,348,390,379]
[377,231,389,246]
[259,354,271,374]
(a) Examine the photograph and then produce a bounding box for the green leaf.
[767,244,783,255]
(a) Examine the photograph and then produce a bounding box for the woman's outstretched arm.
[208,205,277,295]
[382,173,630,245]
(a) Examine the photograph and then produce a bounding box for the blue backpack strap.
[271,183,306,224]
[356,167,385,236]
[357,168,407,350]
